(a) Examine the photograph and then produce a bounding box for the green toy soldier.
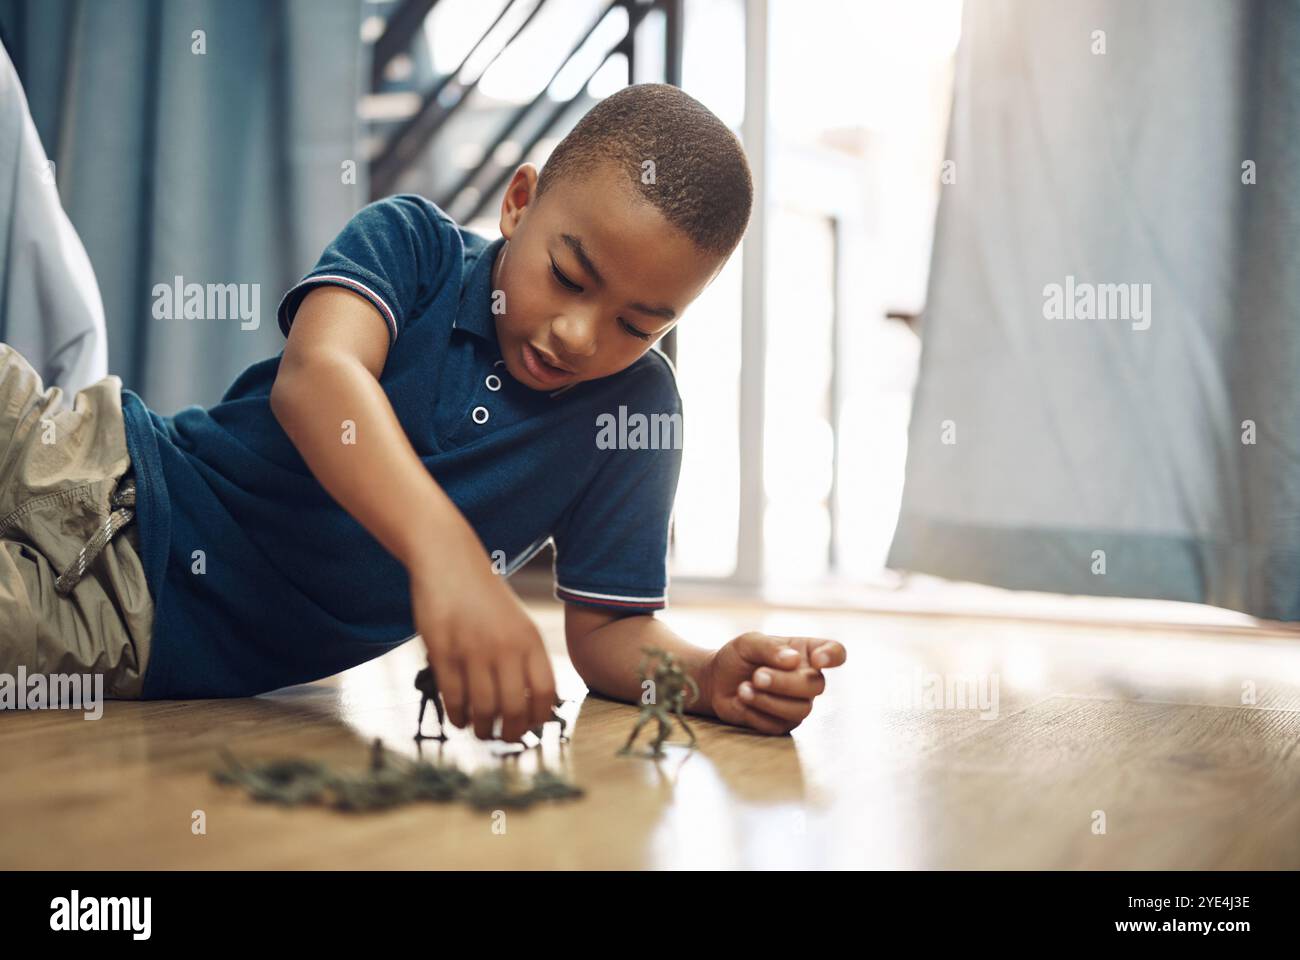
[618,646,699,758]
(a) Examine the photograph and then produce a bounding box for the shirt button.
[485,374,502,391]
[493,359,506,369]
[471,405,490,424]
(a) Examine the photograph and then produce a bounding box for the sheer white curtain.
[889,0,1300,621]
[0,38,107,400]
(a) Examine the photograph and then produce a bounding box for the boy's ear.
[498,163,540,239]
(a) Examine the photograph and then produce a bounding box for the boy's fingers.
[734,702,795,736]
[467,657,500,740]
[524,648,556,729]
[737,683,813,723]
[808,639,846,669]
[495,657,529,742]
[734,632,802,670]
[433,654,467,728]
[750,665,825,699]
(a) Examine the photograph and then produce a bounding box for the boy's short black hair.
[536,83,753,259]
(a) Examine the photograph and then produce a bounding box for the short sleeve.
[275,194,449,344]
[551,362,684,613]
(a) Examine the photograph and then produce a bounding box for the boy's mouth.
[522,342,574,385]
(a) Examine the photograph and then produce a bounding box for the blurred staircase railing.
[366,0,683,216]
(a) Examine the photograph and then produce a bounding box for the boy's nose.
[551,314,599,360]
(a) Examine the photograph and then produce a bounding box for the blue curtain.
[888,0,1299,621]
[0,0,366,411]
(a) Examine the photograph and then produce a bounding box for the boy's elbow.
[564,630,608,699]
[269,372,291,421]
[564,626,594,677]
[269,363,305,426]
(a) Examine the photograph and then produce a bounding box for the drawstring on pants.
[54,476,137,596]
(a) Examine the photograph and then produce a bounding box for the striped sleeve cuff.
[554,584,666,611]
[277,274,399,344]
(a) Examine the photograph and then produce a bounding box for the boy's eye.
[620,319,651,341]
[551,257,651,341]
[550,259,582,292]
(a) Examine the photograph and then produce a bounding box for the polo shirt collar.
[454,235,507,346]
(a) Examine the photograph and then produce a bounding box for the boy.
[0,83,844,741]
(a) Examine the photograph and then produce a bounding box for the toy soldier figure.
[530,697,570,743]
[414,665,447,742]
[618,647,699,758]
[416,663,568,744]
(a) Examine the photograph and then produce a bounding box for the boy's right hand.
[408,537,556,743]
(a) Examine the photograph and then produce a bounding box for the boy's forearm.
[568,614,718,718]
[271,353,484,576]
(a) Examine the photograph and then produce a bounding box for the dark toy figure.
[414,663,569,745]
[414,665,447,742]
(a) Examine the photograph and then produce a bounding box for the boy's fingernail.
[754,670,771,688]
[814,652,829,667]
[739,682,754,700]
[778,647,799,661]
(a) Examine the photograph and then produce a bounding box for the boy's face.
[491,160,726,390]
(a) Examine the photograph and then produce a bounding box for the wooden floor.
[3,600,1300,869]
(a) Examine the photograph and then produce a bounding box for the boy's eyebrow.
[560,233,678,321]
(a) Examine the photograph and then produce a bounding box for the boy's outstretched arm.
[270,285,556,742]
[565,604,846,735]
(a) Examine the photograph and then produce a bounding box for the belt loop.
[53,473,138,596]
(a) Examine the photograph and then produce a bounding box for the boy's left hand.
[704,633,846,735]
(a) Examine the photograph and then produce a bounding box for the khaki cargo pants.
[0,342,153,698]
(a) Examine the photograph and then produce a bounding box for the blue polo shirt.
[120,194,683,699]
